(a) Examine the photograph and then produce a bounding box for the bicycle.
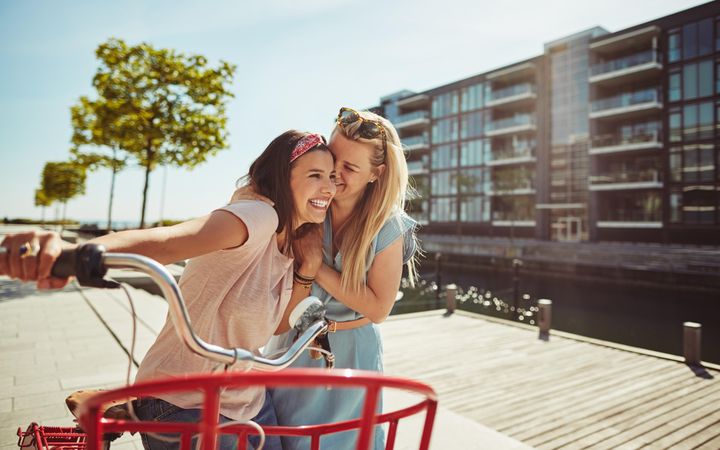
[14,244,438,450]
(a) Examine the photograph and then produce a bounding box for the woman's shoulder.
[217,200,278,245]
[378,209,417,241]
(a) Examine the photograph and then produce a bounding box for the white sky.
[0,0,706,224]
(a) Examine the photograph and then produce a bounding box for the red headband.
[290,133,325,163]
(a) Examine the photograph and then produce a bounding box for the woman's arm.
[315,238,403,324]
[91,210,249,265]
[0,210,250,288]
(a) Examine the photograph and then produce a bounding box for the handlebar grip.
[51,244,114,288]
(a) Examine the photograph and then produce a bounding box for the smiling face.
[289,150,336,228]
[329,131,385,206]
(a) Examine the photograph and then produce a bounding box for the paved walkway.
[0,278,531,450]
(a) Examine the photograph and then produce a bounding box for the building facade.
[377,2,720,245]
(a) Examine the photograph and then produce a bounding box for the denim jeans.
[133,391,281,450]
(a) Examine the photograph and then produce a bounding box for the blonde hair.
[332,110,419,293]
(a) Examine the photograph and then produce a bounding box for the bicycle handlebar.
[51,244,329,371]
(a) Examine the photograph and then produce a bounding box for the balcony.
[395,110,430,131]
[402,133,430,152]
[485,115,536,137]
[486,83,537,109]
[491,211,535,227]
[589,50,663,86]
[589,130,662,156]
[396,93,430,109]
[407,160,429,176]
[487,146,536,167]
[597,209,662,229]
[488,182,535,196]
[589,170,663,191]
[590,89,662,121]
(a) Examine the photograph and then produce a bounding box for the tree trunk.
[60,201,67,234]
[139,147,154,229]
[107,147,118,232]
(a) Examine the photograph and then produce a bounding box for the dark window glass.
[431,170,458,195]
[670,111,682,142]
[431,144,458,170]
[669,71,682,102]
[717,20,720,51]
[683,22,698,60]
[684,63,698,100]
[458,168,485,194]
[430,197,457,222]
[698,59,713,98]
[717,62,720,94]
[699,143,715,182]
[670,188,683,223]
[668,30,682,63]
[683,186,715,224]
[683,104,699,141]
[683,144,699,182]
[698,18,713,56]
[699,102,714,140]
[460,111,485,139]
[670,147,682,182]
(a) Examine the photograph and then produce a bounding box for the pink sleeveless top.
[135,200,293,420]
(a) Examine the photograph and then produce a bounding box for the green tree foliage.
[41,161,87,223]
[79,38,236,228]
[34,187,52,224]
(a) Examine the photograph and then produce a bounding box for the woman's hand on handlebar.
[0,231,73,289]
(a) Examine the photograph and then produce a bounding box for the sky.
[0,0,707,225]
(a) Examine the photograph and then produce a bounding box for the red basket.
[17,424,87,450]
[71,368,437,450]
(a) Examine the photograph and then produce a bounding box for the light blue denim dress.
[267,210,417,450]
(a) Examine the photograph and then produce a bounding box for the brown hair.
[235,130,331,253]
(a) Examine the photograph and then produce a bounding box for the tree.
[81,38,236,228]
[42,161,87,225]
[71,96,128,231]
[34,187,52,225]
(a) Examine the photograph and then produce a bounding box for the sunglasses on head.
[336,107,388,155]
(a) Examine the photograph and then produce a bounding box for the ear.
[371,164,386,183]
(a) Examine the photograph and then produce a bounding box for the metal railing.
[489,83,535,102]
[591,88,661,112]
[591,130,660,148]
[396,110,430,125]
[486,114,536,132]
[589,169,661,185]
[590,49,662,77]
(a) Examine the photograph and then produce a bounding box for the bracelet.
[293,274,314,286]
[294,271,315,283]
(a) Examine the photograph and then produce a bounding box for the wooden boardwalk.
[380,311,720,450]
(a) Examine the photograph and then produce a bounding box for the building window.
[460,111,485,139]
[460,139,489,167]
[683,22,698,60]
[698,18,713,57]
[699,102,714,140]
[670,188,682,223]
[458,168,486,194]
[431,170,458,195]
[460,196,489,222]
[670,109,682,143]
[683,64,698,100]
[431,117,458,144]
[683,185,716,224]
[461,84,485,112]
[431,144,458,169]
[430,197,457,222]
[670,147,682,182]
[668,29,681,63]
[683,143,716,182]
[682,102,713,142]
[669,70,681,102]
[698,59,713,98]
[716,19,720,51]
[431,91,458,118]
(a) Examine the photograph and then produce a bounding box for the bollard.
[537,299,552,340]
[683,322,702,366]
[445,284,457,315]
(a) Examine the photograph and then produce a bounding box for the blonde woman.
[268,107,418,450]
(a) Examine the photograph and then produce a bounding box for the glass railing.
[396,110,430,124]
[590,50,662,77]
[591,89,661,112]
[486,114,536,132]
[591,130,660,148]
[489,83,535,102]
[491,181,534,192]
[403,134,430,147]
[490,146,536,161]
[492,211,535,221]
[589,169,662,184]
[599,210,662,222]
